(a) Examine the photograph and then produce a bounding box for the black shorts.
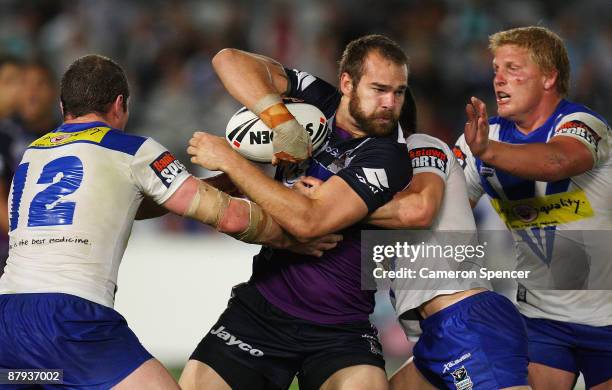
[190,283,385,390]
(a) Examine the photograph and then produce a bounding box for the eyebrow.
[370,82,407,91]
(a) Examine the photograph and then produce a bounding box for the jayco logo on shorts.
[210,326,264,357]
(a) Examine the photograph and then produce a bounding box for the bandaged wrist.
[252,94,283,116]
[231,200,275,244]
[183,181,231,228]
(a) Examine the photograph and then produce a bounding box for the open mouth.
[496,91,511,103]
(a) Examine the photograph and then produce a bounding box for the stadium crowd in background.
[0,0,610,157]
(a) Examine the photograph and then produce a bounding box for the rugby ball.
[225,101,329,162]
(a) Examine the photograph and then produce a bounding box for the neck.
[514,95,563,134]
[335,97,367,138]
[64,112,109,126]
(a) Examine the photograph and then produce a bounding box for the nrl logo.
[451,366,473,390]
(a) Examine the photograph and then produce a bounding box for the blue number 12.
[9,156,84,230]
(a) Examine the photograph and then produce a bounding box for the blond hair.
[489,26,570,97]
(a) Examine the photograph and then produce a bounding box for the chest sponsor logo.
[452,146,467,169]
[210,325,264,357]
[555,120,601,151]
[490,189,594,230]
[451,366,473,390]
[149,151,187,188]
[30,127,110,148]
[409,147,448,173]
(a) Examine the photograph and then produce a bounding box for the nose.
[380,92,396,109]
[494,71,506,87]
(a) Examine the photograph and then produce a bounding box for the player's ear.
[340,72,354,96]
[543,70,558,92]
[110,95,126,117]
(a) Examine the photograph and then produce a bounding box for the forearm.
[367,192,431,229]
[480,141,572,181]
[204,173,241,196]
[218,198,295,248]
[223,157,316,238]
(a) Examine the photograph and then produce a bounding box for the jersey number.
[9,156,84,230]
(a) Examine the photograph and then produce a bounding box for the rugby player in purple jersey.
[183,35,412,390]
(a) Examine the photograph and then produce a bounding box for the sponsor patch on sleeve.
[554,120,601,151]
[452,146,467,169]
[149,151,187,188]
[409,147,448,173]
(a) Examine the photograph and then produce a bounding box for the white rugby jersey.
[0,121,191,308]
[454,100,612,326]
[391,133,488,320]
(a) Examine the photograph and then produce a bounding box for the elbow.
[539,161,570,182]
[285,214,320,241]
[400,205,436,229]
[212,48,240,72]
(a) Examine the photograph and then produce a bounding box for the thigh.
[1,293,153,389]
[576,324,612,389]
[319,365,387,390]
[297,323,385,390]
[113,358,179,390]
[188,285,301,390]
[523,316,578,376]
[389,358,438,390]
[415,292,529,390]
[528,362,576,390]
[179,360,232,390]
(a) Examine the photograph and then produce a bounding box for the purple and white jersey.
[253,69,412,324]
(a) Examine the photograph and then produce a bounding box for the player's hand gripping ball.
[225,101,329,163]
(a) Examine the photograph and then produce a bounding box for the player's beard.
[349,93,398,137]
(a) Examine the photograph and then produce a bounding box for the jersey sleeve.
[453,134,484,203]
[407,134,451,182]
[550,111,610,167]
[284,68,342,119]
[130,138,192,205]
[336,139,412,212]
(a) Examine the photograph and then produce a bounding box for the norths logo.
[210,326,264,357]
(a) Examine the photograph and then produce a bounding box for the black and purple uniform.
[190,69,411,390]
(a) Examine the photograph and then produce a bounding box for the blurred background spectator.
[0,0,609,379]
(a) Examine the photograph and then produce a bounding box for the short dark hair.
[60,54,129,118]
[338,34,408,86]
[399,86,417,137]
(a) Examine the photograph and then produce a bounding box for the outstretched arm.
[464,97,594,181]
[212,48,310,164]
[135,173,240,220]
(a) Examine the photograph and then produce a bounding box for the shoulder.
[101,130,149,156]
[407,133,452,155]
[555,100,609,130]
